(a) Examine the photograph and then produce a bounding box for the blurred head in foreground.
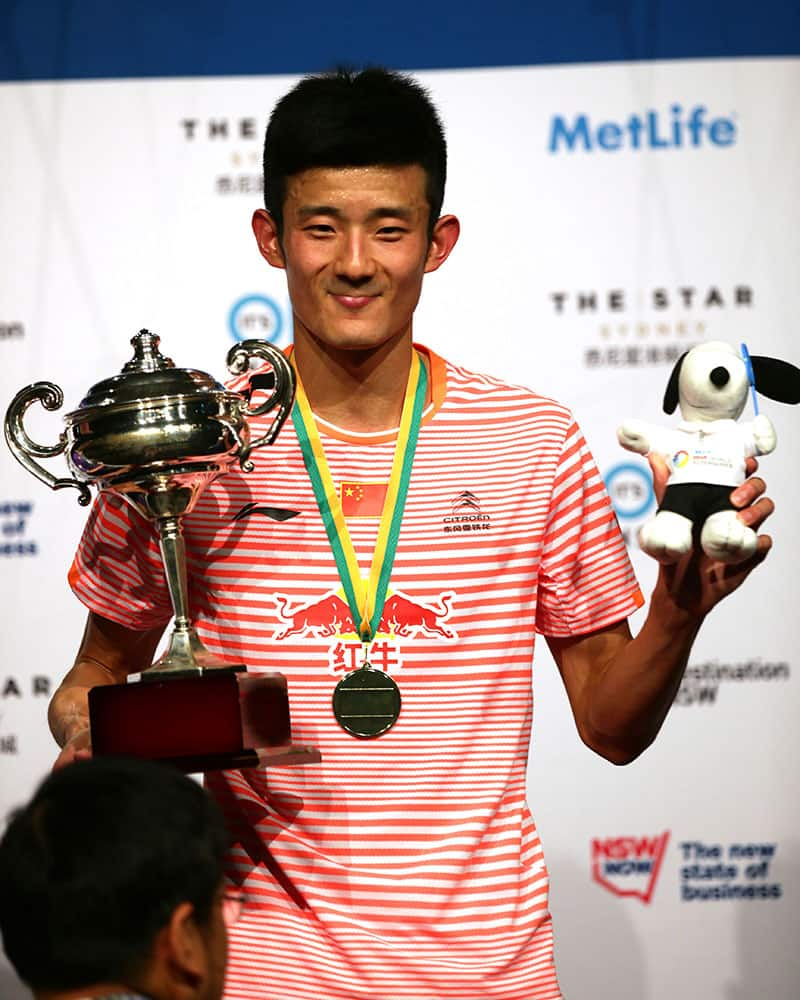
[0,755,229,1000]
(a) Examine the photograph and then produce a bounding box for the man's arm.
[547,461,773,765]
[49,612,165,768]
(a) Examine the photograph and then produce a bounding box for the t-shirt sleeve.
[68,492,174,630]
[535,419,644,637]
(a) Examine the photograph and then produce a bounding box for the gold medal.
[332,649,402,738]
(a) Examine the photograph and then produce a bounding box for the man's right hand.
[53,728,93,771]
[49,612,166,768]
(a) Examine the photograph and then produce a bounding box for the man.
[0,756,231,1000]
[48,69,772,998]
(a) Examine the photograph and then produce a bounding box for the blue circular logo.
[604,463,654,520]
[228,294,285,344]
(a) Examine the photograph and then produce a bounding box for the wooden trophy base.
[88,672,320,773]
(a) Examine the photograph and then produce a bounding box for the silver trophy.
[5,330,316,770]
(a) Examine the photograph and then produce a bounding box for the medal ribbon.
[291,351,427,643]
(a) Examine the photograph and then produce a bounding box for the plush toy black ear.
[663,352,688,414]
[751,356,800,404]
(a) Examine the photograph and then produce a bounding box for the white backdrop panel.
[1,57,798,999]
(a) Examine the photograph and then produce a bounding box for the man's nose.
[335,232,377,282]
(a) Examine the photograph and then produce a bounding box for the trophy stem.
[158,514,192,632]
[143,514,245,681]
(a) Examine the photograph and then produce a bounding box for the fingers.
[730,475,766,508]
[712,533,773,591]
[53,745,78,772]
[743,456,760,477]
[737,497,774,534]
[647,453,671,504]
[730,476,774,533]
[52,730,93,772]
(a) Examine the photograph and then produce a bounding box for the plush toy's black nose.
[710,367,730,388]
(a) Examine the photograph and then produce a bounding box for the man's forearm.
[48,659,119,748]
[49,613,166,751]
[581,587,704,764]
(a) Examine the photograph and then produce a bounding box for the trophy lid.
[74,330,229,411]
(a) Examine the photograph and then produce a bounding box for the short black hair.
[263,66,447,238]
[0,756,227,993]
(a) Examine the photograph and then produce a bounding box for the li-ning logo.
[549,105,737,153]
[443,491,491,535]
[232,502,299,523]
[591,832,670,903]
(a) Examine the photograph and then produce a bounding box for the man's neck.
[292,333,421,434]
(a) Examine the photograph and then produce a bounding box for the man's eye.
[377,227,405,238]
[304,224,335,236]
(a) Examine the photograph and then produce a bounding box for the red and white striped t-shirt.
[70,347,642,1000]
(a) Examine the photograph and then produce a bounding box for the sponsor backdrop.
[1,5,798,999]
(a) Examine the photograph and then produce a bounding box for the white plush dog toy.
[617,341,800,564]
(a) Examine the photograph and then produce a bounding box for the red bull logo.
[272,588,458,675]
[272,592,355,640]
[591,831,670,903]
[273,589,458,643]
[377,590,457,639]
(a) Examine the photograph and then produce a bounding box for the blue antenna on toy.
[740,342,758,415]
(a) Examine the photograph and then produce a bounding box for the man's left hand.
[648,454,773,620]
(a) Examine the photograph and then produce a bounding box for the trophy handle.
[226,340,296,472]
[4,382,92,506]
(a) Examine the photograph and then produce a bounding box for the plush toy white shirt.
[649,419,758,487]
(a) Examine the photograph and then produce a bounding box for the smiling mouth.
[330,293,378,309]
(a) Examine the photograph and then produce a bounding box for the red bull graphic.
[272,588,458,675]
[273,592,355,640]
[591,831,670,903]
[377,590,457,639]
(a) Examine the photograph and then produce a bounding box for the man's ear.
[424,214,460,274]
[252,209,285,269]
[140,901,207,998]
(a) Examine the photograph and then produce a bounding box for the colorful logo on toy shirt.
[672,450,690,468]
[271,587,458,676]
[591,831,670,903]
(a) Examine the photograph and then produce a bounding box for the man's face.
[197,887,229,1000]
[255,164,450,354]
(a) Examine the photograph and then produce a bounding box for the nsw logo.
[591,831,670,903]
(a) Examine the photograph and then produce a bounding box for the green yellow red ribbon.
[291,351,427,642]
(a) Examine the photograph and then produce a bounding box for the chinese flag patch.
[339,481,388,518]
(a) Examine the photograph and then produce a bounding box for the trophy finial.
[123,329,175,373]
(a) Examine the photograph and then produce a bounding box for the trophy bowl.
[6,328,294,678]
[5,329,320,771]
